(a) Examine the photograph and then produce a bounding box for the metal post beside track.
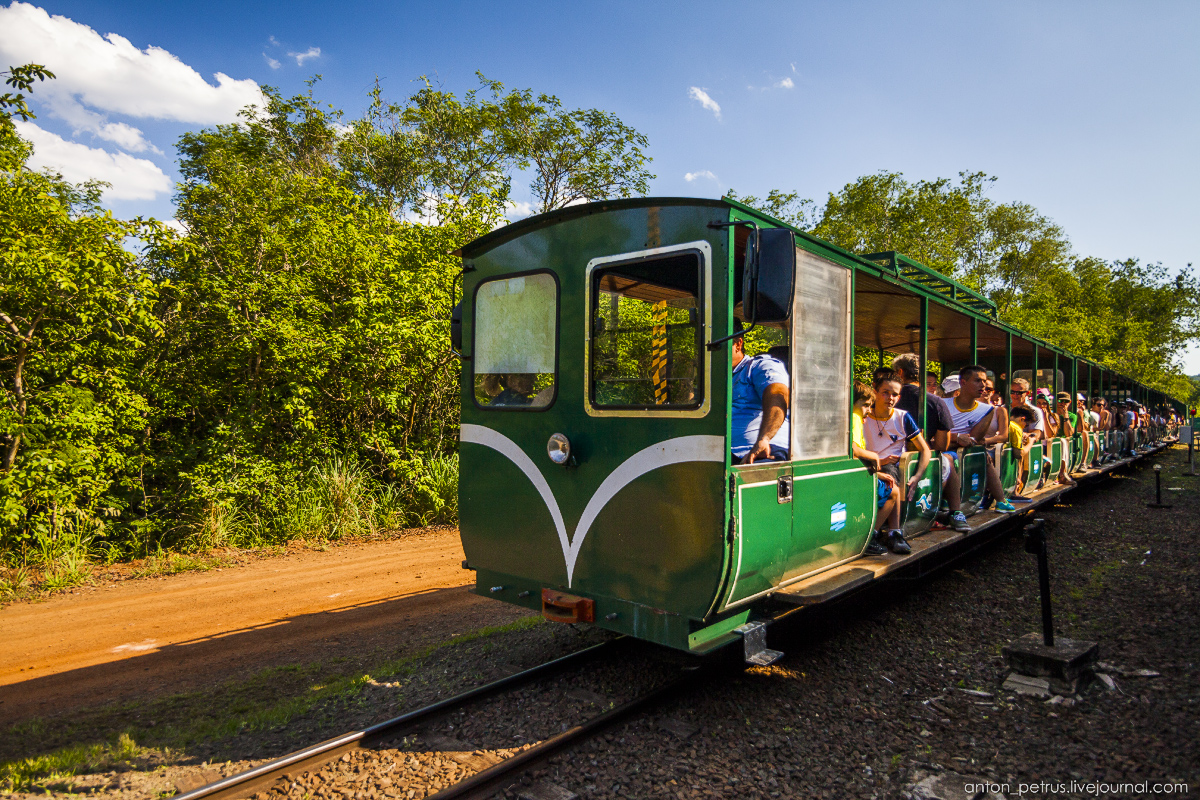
[1023,518,1054,647]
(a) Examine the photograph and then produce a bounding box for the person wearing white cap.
[940,374,960,398]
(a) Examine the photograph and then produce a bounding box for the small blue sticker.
[830,501,847,532]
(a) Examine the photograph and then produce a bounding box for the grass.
[1066,558,1124,601]
[131,551,229,580]
[0,733,144,794]
[0,616,543,793]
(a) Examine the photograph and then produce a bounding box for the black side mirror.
[743,227,795,324]
[450,300,463,353]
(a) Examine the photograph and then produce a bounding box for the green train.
[452,197,1182,659]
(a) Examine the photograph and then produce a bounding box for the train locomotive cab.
[456,199,875,653]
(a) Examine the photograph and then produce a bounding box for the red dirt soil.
[0,530,529,725]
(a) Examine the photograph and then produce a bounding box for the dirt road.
[0,531,529,724]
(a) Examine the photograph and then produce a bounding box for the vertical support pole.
[1005,332,1013,409]
[969,317,978,365]
[1023,518,1053,647]
[1053,352,1059,399]
[1038,535,1054,647]
[878,346,885,370]
[919,296,929,431]
[1033,346,1040,396]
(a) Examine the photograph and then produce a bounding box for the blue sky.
[5,0,1200,371]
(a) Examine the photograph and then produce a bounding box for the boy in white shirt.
[942,366,1017,514]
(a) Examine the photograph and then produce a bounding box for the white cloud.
[775,77,794,89]
[264,53,281,70]
[15,120,172,201]
[288,47,321,66]
[684,170,719,183]
[268,35,281,47]
[0,2,263,136]
[505,200,537,219]
[687,87,721,120]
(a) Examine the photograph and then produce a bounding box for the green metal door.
[723,462,792,606]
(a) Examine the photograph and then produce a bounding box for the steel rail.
[175,637,625,800]
[423,665,706,800]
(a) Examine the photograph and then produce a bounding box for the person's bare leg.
[1015,447,1031,495]
[985,460,1006,500]
[885,491,901,530]
[877,493,898,533]
[944,468,962,512]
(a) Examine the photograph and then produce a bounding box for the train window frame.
[584,241,713,418]
[470,269,561,412]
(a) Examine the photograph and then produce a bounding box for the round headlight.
[547,433,571,465]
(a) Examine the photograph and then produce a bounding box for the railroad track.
[176,636,712,800]
[177,445,1175,800]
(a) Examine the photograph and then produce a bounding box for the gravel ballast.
[8,446,1196,799]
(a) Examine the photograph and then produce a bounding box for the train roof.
[456,196,1185,408]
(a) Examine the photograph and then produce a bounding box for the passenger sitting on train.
[980,378,1010,449]
[942,366,1017,513]
[1119,400,1136,457]
[1076,394,1093,468]
[730,321,790,464]
[1091,397,1111,464]
[1054,392,1078,486]
[863,370,933,555]
[926,371,941,395]
[852,381,900,556]
[890,353,968,533]
[1009,405,1038,498]
[1009,379,1046,448]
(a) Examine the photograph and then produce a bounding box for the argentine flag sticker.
[830,501,847,532]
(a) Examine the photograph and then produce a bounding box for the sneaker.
[864,533,887,556]
[1010,495,1033,504]
[949,511,971,533]
[886,529,912,555]
[995,499,1017,512]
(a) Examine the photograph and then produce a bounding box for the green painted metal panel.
[900,455,940,537]
[782,462,875,580]
[1049,438,1064,476]
[1028,444,1044,485]
[725,463,792,606]
[958,448,988,514]
[999,447,1020,496]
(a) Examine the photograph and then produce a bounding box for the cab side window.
[473,272,558,410]
[590,252,703,409]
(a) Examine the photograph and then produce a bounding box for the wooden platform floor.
[772,441,1173,608]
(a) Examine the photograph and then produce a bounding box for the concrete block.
[1002,634,1098,691]
[1002,672,1051,698]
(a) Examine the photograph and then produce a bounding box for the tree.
[1,65,164,547]
[732,171,1199,398]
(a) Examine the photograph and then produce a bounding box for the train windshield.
[473,272,558,409]
[590,252,703,409]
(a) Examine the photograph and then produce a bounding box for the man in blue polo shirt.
[731,324,790,463]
